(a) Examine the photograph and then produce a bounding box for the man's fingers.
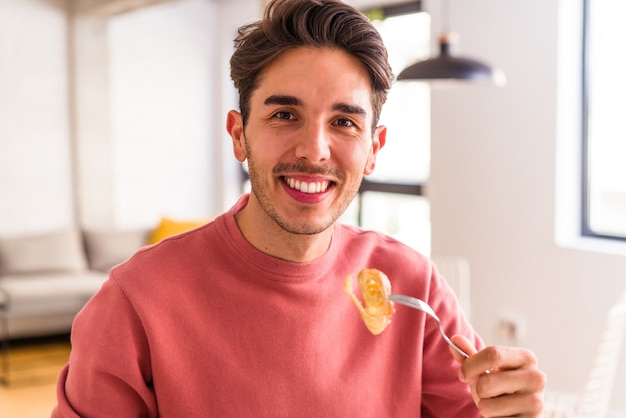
[474,367,546,399]
[453,343,547,418]
[449,334,477,363]
[475,390,545,418]
[462,345,539,381]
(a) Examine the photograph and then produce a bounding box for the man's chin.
[273,216,335,236]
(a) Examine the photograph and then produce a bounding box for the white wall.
[423,0,626,413]
[82,0,256,227]
[107,0,218,228]
[1,0,250,235]
[0,0,75,235]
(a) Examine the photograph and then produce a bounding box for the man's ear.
[227,110,246,162]
[364,125,387,175]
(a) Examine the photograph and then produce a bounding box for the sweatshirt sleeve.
[52,276,157,418]
[419,263,484,417]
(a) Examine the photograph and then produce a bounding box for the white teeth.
[286,177,329,194]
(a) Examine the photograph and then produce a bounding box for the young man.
[53,0,545,416]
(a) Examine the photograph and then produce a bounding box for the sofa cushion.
[0,229,87,275]
[0,272,107,313]
[83,228,150,272]
[148,217,209,244]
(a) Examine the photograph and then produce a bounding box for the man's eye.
[274,111,294,120]
[335,118,355,127]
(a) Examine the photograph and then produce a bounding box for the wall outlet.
[497,311,527,346]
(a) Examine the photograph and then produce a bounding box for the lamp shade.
[398,33,506,86]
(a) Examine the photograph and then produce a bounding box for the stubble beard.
[244,137,363,236]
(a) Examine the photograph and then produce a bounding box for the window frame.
[580,0,626,242]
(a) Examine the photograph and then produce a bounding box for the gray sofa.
[0,228,149,340]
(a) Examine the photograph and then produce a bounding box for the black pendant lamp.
[397,2,506,86]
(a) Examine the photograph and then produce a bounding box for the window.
[582,0,626,240]
[342,2,432,255]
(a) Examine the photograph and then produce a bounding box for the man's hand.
[449,335,546,417]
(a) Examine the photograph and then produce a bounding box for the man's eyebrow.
[264,95,302,106]
[264,96,367,118]
[332,102,367,116]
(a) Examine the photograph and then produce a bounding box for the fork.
[388,293,469,359]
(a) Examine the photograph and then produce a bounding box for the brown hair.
[230,0,393,131]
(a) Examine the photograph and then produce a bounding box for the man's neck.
[234,198,333,263]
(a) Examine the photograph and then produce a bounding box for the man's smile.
[284,177,330,194]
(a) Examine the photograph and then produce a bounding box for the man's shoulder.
[335,222,430,266]
[336,223,419,250]
[111,219,222,279]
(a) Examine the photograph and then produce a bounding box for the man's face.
[228,47,386,236]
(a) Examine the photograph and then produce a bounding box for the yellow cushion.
[148,217,209,245]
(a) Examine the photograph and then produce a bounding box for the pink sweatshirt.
[53,195,482,417]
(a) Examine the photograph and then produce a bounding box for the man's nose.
[295,121,331,163]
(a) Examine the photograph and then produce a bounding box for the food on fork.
[344,268,395,335]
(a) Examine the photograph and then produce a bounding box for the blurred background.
[1,0,625,416]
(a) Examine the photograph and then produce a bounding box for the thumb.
[449,334,478,363]
[450,335,482,406]
[449,335,479,383]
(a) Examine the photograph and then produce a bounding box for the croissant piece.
[344,268,395,335]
